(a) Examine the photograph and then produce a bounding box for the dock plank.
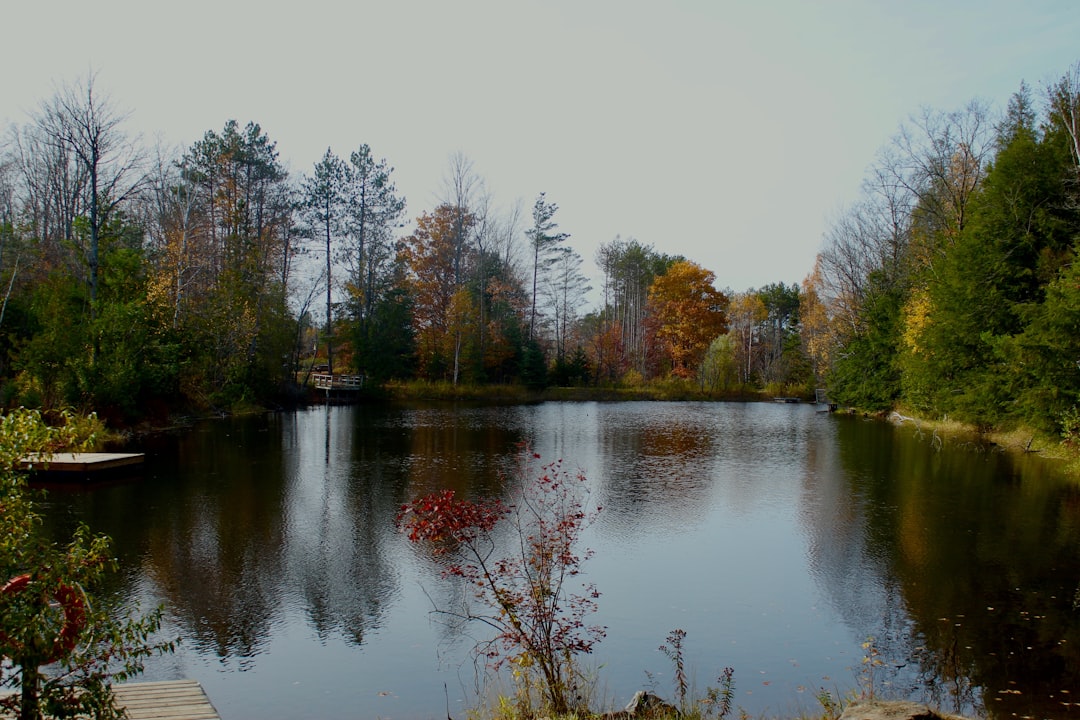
[1,679,219,720]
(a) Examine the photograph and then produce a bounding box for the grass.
[382,379,772,403]
[876,406,1080,478]
[465,633,892,720]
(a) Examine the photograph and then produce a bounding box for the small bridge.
[815,388,837,412]
[312,373,364,391]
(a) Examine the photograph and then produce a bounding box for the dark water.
[36,402,1080,719]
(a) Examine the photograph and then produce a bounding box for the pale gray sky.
[4,1,1079,301]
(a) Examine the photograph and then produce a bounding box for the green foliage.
[897,102,1078,427]
[1012,243,1080,434]
[0,409,175,720]
[812,69,1080,440]
[549,346,591,387]
[656,629,736,720]
[828,278,903,411]
[699,334,740,392]
[353,285,417,384]
[520,340,548,391]
[1060,406,1080,448]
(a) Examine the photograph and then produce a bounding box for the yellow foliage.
[902,288,933,356]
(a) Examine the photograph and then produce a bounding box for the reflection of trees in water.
[280,404,527,650]
[593,403,819,537]
[396,405,528,499]
[279,408,403,647]
[592,404,717,536]
[802,416,1080,718]
[143,417,288,665]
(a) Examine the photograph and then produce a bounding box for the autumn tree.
[646,260,729,379]
[400,204,475,380]
[725,291,766,386]
[798,261,837,385]
[595,237,678,380]
[398,450,603,715]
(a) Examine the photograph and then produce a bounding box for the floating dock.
[1,679,219,720]
[19,452,145,483]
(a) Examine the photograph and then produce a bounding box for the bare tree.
[35,72,144,315]
[440,152,483,383]
[1047,61,1080,188]
[543,246,590,359]
[884,100,993,267]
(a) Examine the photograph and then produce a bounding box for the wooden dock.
[19,452,145,483]
[20,453,144,472]
[1,679,219,720]
[112,680,220,720]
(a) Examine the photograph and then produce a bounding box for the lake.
[38,401,1080,719]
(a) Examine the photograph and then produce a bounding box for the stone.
[622,690,678,718]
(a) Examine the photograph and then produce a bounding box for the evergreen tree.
[525,193,569,341]
[828,273,903,411]
[520,339,548,391]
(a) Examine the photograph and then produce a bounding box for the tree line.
[0,73,812,423]
[17,60,1077,436]
[806,61,1080,441]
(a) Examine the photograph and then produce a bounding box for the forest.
[810,63,1080,442]
[1,62,1080,444]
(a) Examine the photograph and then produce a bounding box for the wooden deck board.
[1,679,219,720]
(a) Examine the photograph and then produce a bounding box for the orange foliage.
[399,205,475,377]
[647,260,729,378]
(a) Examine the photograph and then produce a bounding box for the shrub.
[397,448,604,715]
[0,409,176,720]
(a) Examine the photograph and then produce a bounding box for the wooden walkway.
[2,679,219,720]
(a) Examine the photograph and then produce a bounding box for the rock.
[601,690,679,719]
[622,690,678,718]
[838,700,974,720]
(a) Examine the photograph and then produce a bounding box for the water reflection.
[35,403,1080,720]
[280,409,397,647]
[806,416,1080,717]
[143,419,288,666]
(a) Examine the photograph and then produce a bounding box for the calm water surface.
[40,402,1080,719]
